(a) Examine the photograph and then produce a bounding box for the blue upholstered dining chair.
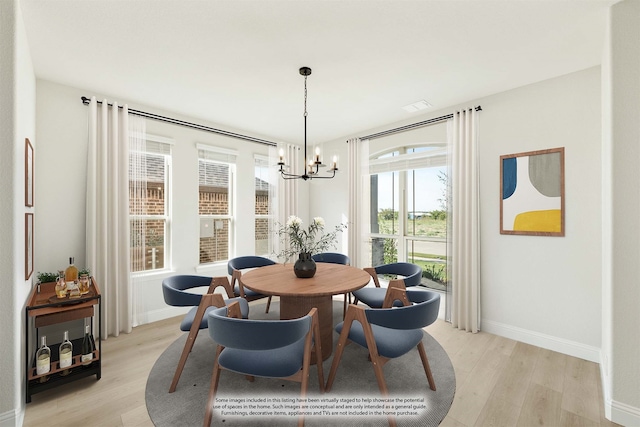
[227,256,276,313]
[312,252,351,316]
[325,288,440,427]
[203,301,324,427]
[162,275,249,393]
[311,252,350,265]
[352,262,423,308]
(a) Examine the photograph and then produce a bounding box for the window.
[198,146,236,264]
[129,139,172,273]
[369,144,448,290]
[254,155,273,256]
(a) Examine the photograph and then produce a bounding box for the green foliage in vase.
[275,216,346,262]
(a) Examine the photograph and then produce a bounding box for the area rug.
[146,301,455,426]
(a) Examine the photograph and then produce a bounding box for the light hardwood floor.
[24,304,620,427]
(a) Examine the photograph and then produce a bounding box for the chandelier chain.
[304,75,308,118]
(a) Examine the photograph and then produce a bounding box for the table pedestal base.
[280,295,333,362]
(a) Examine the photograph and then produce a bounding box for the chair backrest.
[208,305,311,351]
[365,289,440,330]
[374,262,422,287]
[227,256,276,275]
[162,275,214,307]
[312,252,350,265]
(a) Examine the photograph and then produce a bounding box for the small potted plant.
[36,272,59,284]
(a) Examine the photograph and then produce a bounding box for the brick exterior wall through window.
[130,182,271,270]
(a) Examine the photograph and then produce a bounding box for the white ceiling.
[20,0,615,144]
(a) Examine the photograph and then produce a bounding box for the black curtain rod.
[80,96,277,147]
[358,106,482,141]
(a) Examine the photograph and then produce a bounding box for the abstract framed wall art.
[500,147,565,236]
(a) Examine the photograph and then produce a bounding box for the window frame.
[197,145,237,265]
[254,155,273,257]
[368,144,448,285]
[129,136,173,275]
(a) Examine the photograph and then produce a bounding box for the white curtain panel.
[448,108,481,333]
[267,146,280,257]
[347,138,370,268]
[86,97,134,339]
[277,143,300,224]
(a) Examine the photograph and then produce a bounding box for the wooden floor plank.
[516,382,562,426]
[474,396,521,427]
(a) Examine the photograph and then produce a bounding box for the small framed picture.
[500,147,565,236]
[25,138,34,207]
[25,213,34,280]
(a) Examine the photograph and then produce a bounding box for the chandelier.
[278,67,338,180]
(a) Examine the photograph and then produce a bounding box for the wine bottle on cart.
[36,336,51,376]
[81,322,94,367]
[59,331,73,375]
[65,257,78,282]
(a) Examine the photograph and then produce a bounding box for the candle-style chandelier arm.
[277,163,338,180]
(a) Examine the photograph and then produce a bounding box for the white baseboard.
[609,398,640,426]
[600,364,640,427]
[481,319,600,363]
[0,408,22,427]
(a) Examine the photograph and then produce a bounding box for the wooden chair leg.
[311,309,325,393]
[203,346,223,427]
[326,306,361,391]
[170,294,225,393]
[299,347,310,427]
[342,294,348,319]
[325,325,350,391]
[265,296,272,313]
[417,341,436,391]
[169,321,199,393]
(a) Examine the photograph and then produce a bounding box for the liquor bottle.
[81,323,94,366]
[35,336,51,376]
[59,331,73,375]
[65,257,78,282]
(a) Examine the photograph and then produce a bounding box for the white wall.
[0,1,36,425]
[315,67,603,363]
[35,80,276,326]
[479,68,602,361]
[602,1,640,425]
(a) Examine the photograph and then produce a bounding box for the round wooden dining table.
[240,262,371,361]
